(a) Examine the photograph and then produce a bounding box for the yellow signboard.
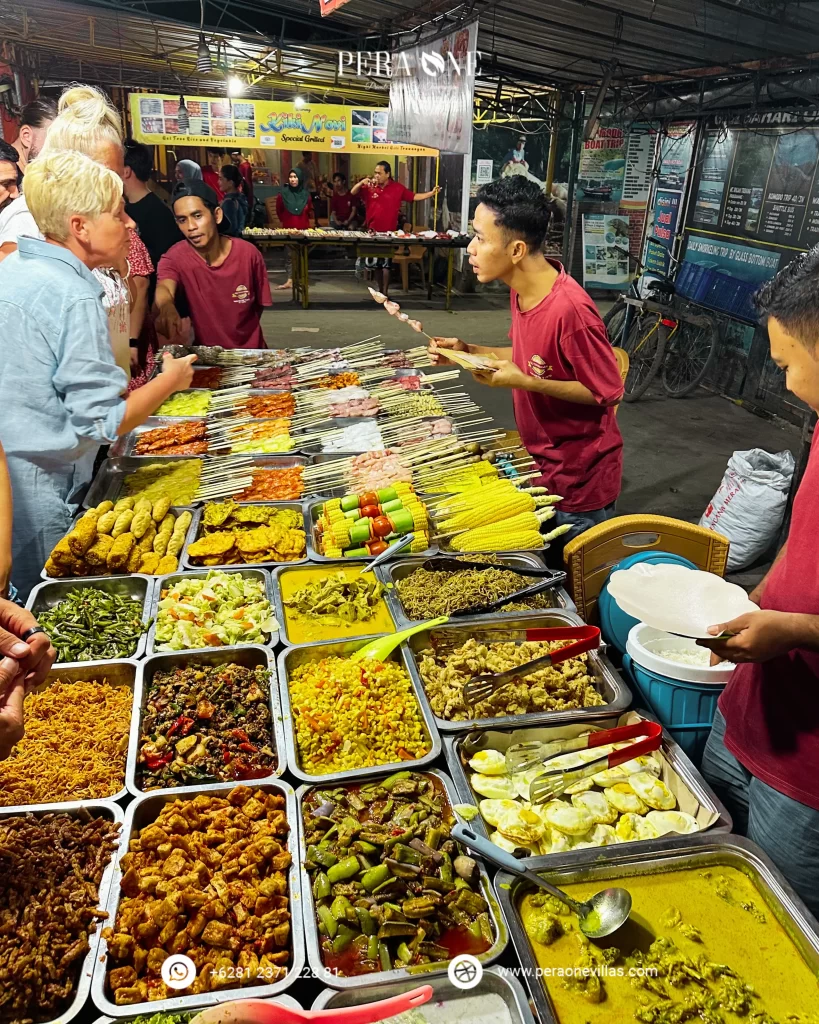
[129,93,437,155]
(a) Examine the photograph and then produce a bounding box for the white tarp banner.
[388,22,479,155]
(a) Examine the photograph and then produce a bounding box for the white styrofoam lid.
[627,623,735,684]
[607,562,758,639]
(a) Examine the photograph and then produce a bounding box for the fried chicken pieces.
[104,786,291,1004]
[187,503,307,565]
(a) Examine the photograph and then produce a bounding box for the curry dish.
[520,864,819,1023]
[279,565,395,644]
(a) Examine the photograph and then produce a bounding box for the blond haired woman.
[0,150,195,599]
[0,85,153,379]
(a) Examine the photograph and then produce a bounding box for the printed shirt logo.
[527,354,553,378]
[232,284,251,304]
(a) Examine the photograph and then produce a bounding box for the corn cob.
[449,507,555,551]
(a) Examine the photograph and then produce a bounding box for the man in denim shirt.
[0,150,196,599]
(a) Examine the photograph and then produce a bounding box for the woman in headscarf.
[274,166,313,290]
[175,159,203,184]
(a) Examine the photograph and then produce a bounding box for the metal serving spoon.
[451,822,632,939]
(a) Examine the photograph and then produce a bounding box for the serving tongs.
[189,985,433,1024]
[525,719,663,804]
[462,625,601,706]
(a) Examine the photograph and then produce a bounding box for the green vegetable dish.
[302,771,496,978]
[37,586,149,661]
[154,570,277,650]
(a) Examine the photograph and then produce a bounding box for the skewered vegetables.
[38,586,149,661]
[154,570,276,650]
[418,637,604,722]
[316,486,429,557]
[137,663,277,789]
[45,504,191,577]
[187,503,306,565]
[288,656,429,774]
[302,773,494,977]
[155,390,212,416]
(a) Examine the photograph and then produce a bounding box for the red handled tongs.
[520,719,664,804]
[462,625,600,707]
[190,985,433,1024]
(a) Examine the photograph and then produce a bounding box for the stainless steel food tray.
[154,388,215,415]
[277,635,442,784]
[126,645,285,797]
[305,497,438,563]
[83,456,206,509]
[26,575,154,663]
[181,501,309,571]
[378,552,576,627]
[0,800,123,1024]
[91,778,304,1016]
[292,416,383,455]
[495,833,819,1024]
[311,965,536,1022]
[270,561,397,647]
[402,611,631,734]
[92,992,303,1024]
[146,567,278,653]
[443,708,732,863]
[296,767,508,990]
[0,660,139,811]
[40,505,197,581]
[109,416,207,459]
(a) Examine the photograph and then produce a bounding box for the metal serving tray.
[146,567,278,653]
[91,778,304,1017]
[40,506,198,581]
[296,767,508,990]
[277,635,442,784]
[155,388,215,414]
[92,993,303,1024]
[83,456,206,509]
[379,553,576,628]
[110,417,207,460]
[311,965,536,1022]
[0,660,139,811]
[443,708,732,863]
[292,416,383,456]
[0,800,123,1024]
[181,501,310,571]
[26,575,154,663]
[305,497,438,563]
[270,561,397,647]
[126,645,285,797]
[495,833,819,1024]
[402,611,631,734]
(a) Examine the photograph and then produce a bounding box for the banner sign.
[620,127,655,209]
[677,234,782,320]
[129,94,437,155]
[582,213,632,290]
[387,22,478,154]
[320,0,352,15]
[577,125,625,202]
[657,122,696,190]
[644,190,682,275]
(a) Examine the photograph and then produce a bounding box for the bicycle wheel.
[603,301,628,346]
[661,318,719,398]
[621,310,667,401]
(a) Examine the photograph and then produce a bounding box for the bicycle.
[603,238,720,402]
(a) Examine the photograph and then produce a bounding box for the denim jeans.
[702,709,819,917]
[544,502,616,568]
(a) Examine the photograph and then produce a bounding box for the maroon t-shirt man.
[330,191,355,223]
[157,237,272,349]
[719,429,819,810]
[509,261,624,512]
[360,179,414,232]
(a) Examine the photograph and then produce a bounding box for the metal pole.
[433,155,440,228]
[545,91,560,194]
[562,91,584,273]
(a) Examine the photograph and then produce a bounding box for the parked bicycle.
[603,239,720,402]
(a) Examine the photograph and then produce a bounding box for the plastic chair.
[392,245,426,291]
[612,346,629,416]
[563,515,731,623]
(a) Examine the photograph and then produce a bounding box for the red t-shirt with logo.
[331,191,356,222]
[509,261,624,512]
[360,180,414,232]
[719,430,819,810]
[157,238,272,349]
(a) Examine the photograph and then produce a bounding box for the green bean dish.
[37,587,150,661]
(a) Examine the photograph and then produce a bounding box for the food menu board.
[137,96,257,139]
[689,125,819,249]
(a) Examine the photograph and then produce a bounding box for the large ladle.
[451,822,632,939]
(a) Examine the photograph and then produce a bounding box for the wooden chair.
[612,346,629,416]
[264,197,279,227]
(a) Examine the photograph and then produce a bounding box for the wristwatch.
[129,338,139,348]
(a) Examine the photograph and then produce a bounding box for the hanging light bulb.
[197,34,212,73]
[176,96,190,133]
[294,96,306,108]
[227,76,245,97]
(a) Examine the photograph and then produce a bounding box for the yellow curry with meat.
[279,565,394,643]
[520,865,819,1023]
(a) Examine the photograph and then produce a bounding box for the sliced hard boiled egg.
[468,749,508,776]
